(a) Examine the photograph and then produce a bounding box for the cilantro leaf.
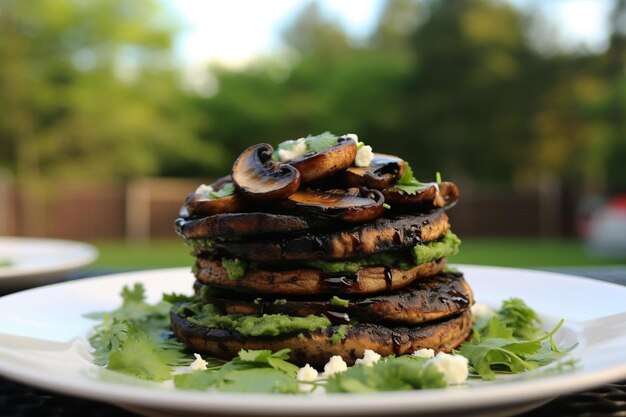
[174,349,300,392]
[274,132,339,161]
[107,326,185,381]
[88,316,131,366]
[86,283,191,379]
[216,368,299,393]
[173,371,222,390]
[394,164,428,195]
[121,283,146,303]
[497,298,543,339]
[303,132,338,153]
[325,356,446,393]
[208,183,235,199]
[460,311,572,380]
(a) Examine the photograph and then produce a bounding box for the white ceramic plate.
[0,237,98,290]
[0,265,625,417]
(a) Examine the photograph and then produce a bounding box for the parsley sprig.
[459,298,576,380]
[86,285,576,390]
[85,284,191,381]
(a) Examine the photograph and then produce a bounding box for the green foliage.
[459,299,575,380]
[496,298,543,339]
[86,283,190,377]
[173,349,300,393]
[325,356,446,393]
[208,183,235,199]
[2,0,625,194]
[395,163,427,194]
[0,0,225,181]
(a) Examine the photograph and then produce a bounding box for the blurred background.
[1,0,625,269]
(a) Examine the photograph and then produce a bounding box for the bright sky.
[164,0,614,68]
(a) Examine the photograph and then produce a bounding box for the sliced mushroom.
[232,143,301,201]
[383,181,460,209]
[279,187,385,223]
[340,153,407,189]
[288,136,356,183]
[183,176,246,218]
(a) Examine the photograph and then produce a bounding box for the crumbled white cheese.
[277,138,307,162]
[195,184,214,195]
[428,352,468,385]
[190,353,208,371]
[355,145,373,167]
[344,133,359,143]
[471,303,495,321]
[297,363,319,381]
[296,363,319,392]
[323,355,348,376]
[412,348,435,359]
[355,349,381,367]
[343,133,373,167]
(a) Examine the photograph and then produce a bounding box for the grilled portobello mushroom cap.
[195,258,446,296]
[195,272,473,325]
[194,210,449,262]
[171,308,472,367]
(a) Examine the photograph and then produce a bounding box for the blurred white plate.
[0,266,625,417]
[0,237,98,290]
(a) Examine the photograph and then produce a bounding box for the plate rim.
[0,236,98,284]
[0,265,625,416]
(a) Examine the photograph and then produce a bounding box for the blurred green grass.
[88,238,626,269]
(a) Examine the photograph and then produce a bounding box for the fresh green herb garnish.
[496,298,543,339]
[458,299,576,380]
[174,349,300,393]
[325,356,446,392]
[305,132,339,153]
[208,183,235,199]
[87,284,575,390]
[275,132,339,161]
[85,284,190,380]
[394,163,427,194]
[435,171,442,184]
[382,203,391,209]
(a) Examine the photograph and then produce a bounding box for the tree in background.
[0,0,225,182]
[0,0,624,195]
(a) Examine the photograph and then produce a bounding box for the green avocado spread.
[179,302,331,337]
[412,231,461,265]
[190,231,461,276]
[305,230,461,274]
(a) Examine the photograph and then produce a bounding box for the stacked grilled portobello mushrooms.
[173,133,473,367]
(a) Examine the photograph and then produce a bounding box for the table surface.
[1,266,626,417]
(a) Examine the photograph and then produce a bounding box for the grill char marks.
[195,258,446,296]
[176,212,331,240]
[196,272,473,325]
[172,140,472,367]
[171,308,472,367]
[200,210,449,262]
